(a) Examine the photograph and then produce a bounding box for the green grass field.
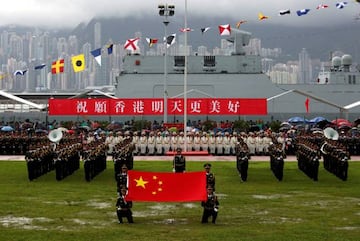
[0,160,359,241]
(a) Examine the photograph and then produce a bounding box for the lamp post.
[158,3,175,124]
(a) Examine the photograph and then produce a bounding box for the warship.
[115,28,360,121]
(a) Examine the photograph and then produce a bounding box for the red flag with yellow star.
[126,170,207,202]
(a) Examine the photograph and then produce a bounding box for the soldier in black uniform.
[235,140,250,182]
[173,148,186,173]
[116,164,128,194]
[201,186,219,224]
[204,163,215,191]
[116,188,134,224]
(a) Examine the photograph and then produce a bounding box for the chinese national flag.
[126,170,207,202]
[51,59,64,74]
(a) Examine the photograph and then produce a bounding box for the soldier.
[235,140,250,182]
[204,163,215,190]
[201,186,219,224]
[163,132,171,154]
[230,132,238,155]
[105,132,115,154]
[132,131,139,155]
[186,131,194,151]
[216,132,224,155]
[200,132,209,153]
[223,132,231,155]
[178,132,185,151]
[116,164,128,194]
[147,131,156,155]
[139,132,147,155]
[246,132,256,155]
[155,131,164,155]
[116,188,134,224]
[262,132,272,156]
[255,132,265,155]
[170,132,178,152]
[208,132,216,155]
[193,132,201,151]
[269,142,286,181]
[173,148,186,173]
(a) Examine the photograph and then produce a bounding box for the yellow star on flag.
[134,176,149,189]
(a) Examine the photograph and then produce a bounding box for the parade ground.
[1,154,359,162]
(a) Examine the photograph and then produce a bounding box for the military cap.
[203,163,211,168]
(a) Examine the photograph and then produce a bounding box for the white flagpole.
[183,0,188,152]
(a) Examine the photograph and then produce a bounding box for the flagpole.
[183,0,188,152]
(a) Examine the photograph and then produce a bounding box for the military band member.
[201,186,219,224]
[173,148,186,173]
[115,131,124,144]
[116,188,134,224]
[204,163,215,191]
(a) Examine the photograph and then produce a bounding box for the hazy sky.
[0,0,359,29]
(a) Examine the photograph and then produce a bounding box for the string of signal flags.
[9,1,360,77]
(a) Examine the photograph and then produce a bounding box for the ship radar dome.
[341,54,352,66]
[331,56,341,68]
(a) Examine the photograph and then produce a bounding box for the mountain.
[2,16,360,62]
[70,16,360,62]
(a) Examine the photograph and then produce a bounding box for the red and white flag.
[218,24,231,36]
[124,38,140,51]
[180,27,194,32]
[316,4,329,9]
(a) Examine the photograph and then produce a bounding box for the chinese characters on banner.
[48,98,267,115]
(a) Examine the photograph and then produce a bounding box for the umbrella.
[78,125,91,131]
[35,129,48,134]
[280,121,292,127]
[331,119,352,127]
[309,116,327,123]
[288,117,309,123]
[279,126,290,132]
[1,126,14,132]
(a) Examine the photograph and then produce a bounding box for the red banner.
[48,98,267,115]
[126,170,207,202]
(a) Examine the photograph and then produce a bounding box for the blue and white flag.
[296,9,310,16]
[34,64,46,70]
[13,69,27,76]
[279,9,291,16]
[336,2,347,9]
[90,48,102,66]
